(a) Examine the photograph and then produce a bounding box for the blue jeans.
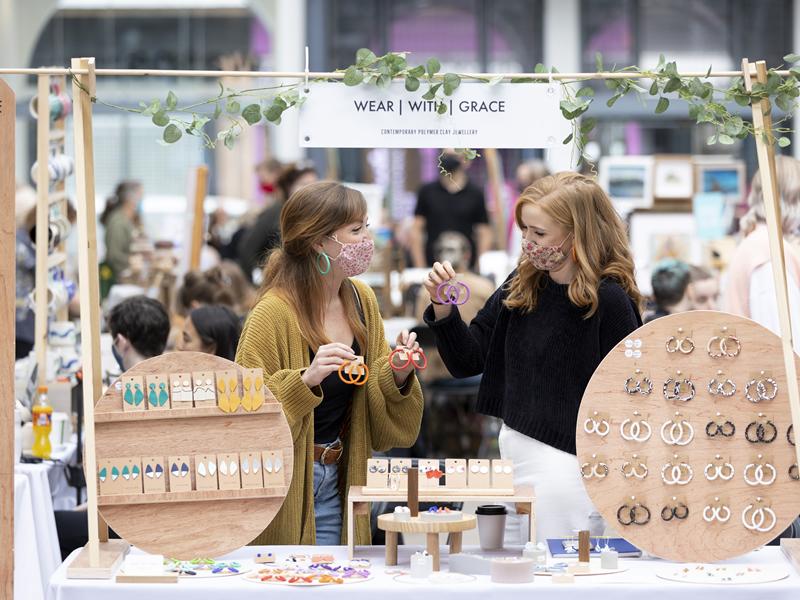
[313,459,342,545]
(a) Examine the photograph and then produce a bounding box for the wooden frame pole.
[743,58,800,471]
[0,75,17,600]
[34,75,51,386]
[189,165,209,271]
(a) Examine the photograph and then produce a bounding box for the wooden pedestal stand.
[0,76,16,600]
[377,514,477,571]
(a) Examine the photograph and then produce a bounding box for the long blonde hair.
[505,172,642,318]
[259,181,368,352]
[741,155,800,238]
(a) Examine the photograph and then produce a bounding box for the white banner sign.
[298,81,570,149]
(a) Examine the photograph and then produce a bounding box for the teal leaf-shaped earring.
[124,383,134,405]
[98,467,107,482]
[122,465,130,480]
[132,465,140,479]
[148,383,158,407]
[111,466,120,481]
[134,384,144,406]
[158,382,168,406]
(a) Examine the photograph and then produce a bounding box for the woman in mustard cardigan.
[236,181,424,546]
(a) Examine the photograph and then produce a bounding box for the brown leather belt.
[314,442,343,464]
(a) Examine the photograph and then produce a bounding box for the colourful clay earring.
[316,251,331,275]
[217,379,230,413]
[145,464,154,479]
[229,377,241,412]
[98,467,107,482]
[124,383,134,405]
[131,465,140,479]
[252,375,264,411]
[148,383,158,407]
[133,383,144,406]
[111,466,120,481]
[122,465,130,480]
[158,382,168,406]
[242,377,253,412]
[155,464,163,479]
[171,463,179,478]
[180,462,189,477]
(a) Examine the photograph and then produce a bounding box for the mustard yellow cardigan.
[235,278,424,545]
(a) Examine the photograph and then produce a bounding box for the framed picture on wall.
[599,156,655,216]
[653,155,694,200]
[694,160,746,203]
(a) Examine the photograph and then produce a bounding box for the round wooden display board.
[93,352,293,559]
[577,311,800,563]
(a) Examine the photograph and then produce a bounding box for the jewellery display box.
[577,312,800,563]
[93,352,292,559]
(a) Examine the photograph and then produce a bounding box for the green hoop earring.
[316,251,331,275]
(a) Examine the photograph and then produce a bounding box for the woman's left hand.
[391,329,421,384]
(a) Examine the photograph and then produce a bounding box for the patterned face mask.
[521,233,572,271]
[329,235,374,277]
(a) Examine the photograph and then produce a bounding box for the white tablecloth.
[46,441,80,510]
[14,475,44,600]
[47,544,800,600]
[14,464,62,597]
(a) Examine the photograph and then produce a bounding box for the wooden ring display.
[577,311,800,563]
[93,352,293,559]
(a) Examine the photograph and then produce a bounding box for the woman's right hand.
[423,261,457,303]
[301,343,357,389]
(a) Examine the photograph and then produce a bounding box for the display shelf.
[94,403,282,423]
[360,486,516,498]
[97,485,289,506]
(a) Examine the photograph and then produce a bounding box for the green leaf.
[766,72,782,93]
[422,83,441,101]
[142,99,161,116]
[442,73,461,95]
[534,63,547,74]
[779,136,792,147]
[688,77,705,97]
[791,67,800,78]
[576,87,595,97]
[264,104,283,122]
[706,134,717,145]
[562,133,574,145]
[242,104,262,125]
[224,132,236,150]
[718,134,735,144]
[663,77,682,93]
[734,94,751,107]
[688,104,701,119]
[405,76,420,92]
[510,77,535,83]
[166,91,177,110]
[151,110,170,127]
[655,97,670,114]
[408,65,426,78]
[649,81,659,95]
[436,101,447,115]
[580,117,597,133]
[605,78,620,90]
[226,99,240,114]
[657,53,666,71]
[488,74,504,86]
[664,61,678,78]
[595,52,603,72]
[343,66,365,86]
[706,64,713,78]
[356,48,377,66]
[776,93,794,112]
[163,123,182,144]
[607,93,622,108]
[784,53,800,64]
[376,74,391,89]
[426,58,441,77]
[273,96,288,109]
[213,103,222,119]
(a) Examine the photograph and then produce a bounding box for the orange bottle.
[31,385,53,459]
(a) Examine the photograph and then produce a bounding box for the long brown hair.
[505,172,642,318]
[258,181,368,352]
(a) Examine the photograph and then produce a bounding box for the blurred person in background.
[107,295,170,372]
[100,181,144,278]
[685,265,719,311]
[176,305,242,361]
[15,184,37,359]
[515,159,551,193]
[646,259,691,322]
[176,261,256,318]
[410,149,492,269]
[238,163,319,282]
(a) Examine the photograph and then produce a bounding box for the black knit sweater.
[423,273,642,455]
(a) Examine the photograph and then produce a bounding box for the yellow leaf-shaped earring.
[252,374,264,411]
[217,379,230,413]
[242,376,253,412]
[228,377,241,412]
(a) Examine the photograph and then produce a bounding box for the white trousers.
[498,424,599,544]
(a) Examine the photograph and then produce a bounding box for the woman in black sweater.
[423,172,643,542]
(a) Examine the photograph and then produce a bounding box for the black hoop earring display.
[577,311,800,563]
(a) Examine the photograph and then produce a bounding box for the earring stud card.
[215,369,241,413]
[262,451,286,487]
[192,371,217,407]
[119,457,143,494]
[218,453,241,490]
[241,368,266,411]
[366,458,389,489]
[169,373,194,408]
[168,455,192,492]
[445,459,468,489]
[468,459,492,489]
[491,459,515,490]
[195,454,218,491]
[142,456,167,493]
[120,375,146,412]
[145,373,170,410]
[390,458,413,491]
[97,459,120,495]
[418,458,442,489]
[240,451,264,489]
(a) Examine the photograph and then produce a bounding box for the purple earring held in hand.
[436,281,471,305]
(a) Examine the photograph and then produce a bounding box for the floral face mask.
[521,233,572,271]
[328,235,374,277]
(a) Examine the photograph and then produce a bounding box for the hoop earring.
[316,251,331,275]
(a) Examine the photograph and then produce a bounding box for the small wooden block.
[468,459,491,488]
[218,452,241,490]
[145,373,170,410]
[169,373,194,407]
[262,451,285,486]
[255,552,275,564]
[142,456,167,493]
[418,458,442,489]
[578,530,591,563]
[445,459,467,488]
[240,451,264,489]
[192,371,217,407]
[366,458,389,489]
[242,368,266,412]
[120,375,146,412]
[390,458,412,490]
[215,369,241,413]
[167,456,192,492]
[120,457,143,494]
[195,454,218,491]
[491,459,515,490]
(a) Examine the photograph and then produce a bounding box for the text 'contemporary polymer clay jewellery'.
[703,498,731,523]
[661,500,689,521]
[580,454,609,479]
[436,280,470,305]
[704,455,735,481]
[665,329,694,354]
[624,370,652,395]
[620,412,652,442]
[708,371,736,397]
[745,416,778,444]
[661,457,693,485]
[741,499,777,532]
[745,373,778,403]
[338,358,369,386]
[616,497,650,525]
[660,414,694,446]
[389,346,427,371]
[582,412,610,437]
[663,373,695,402]
[743,456,777,486]
[706,331,741,358]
